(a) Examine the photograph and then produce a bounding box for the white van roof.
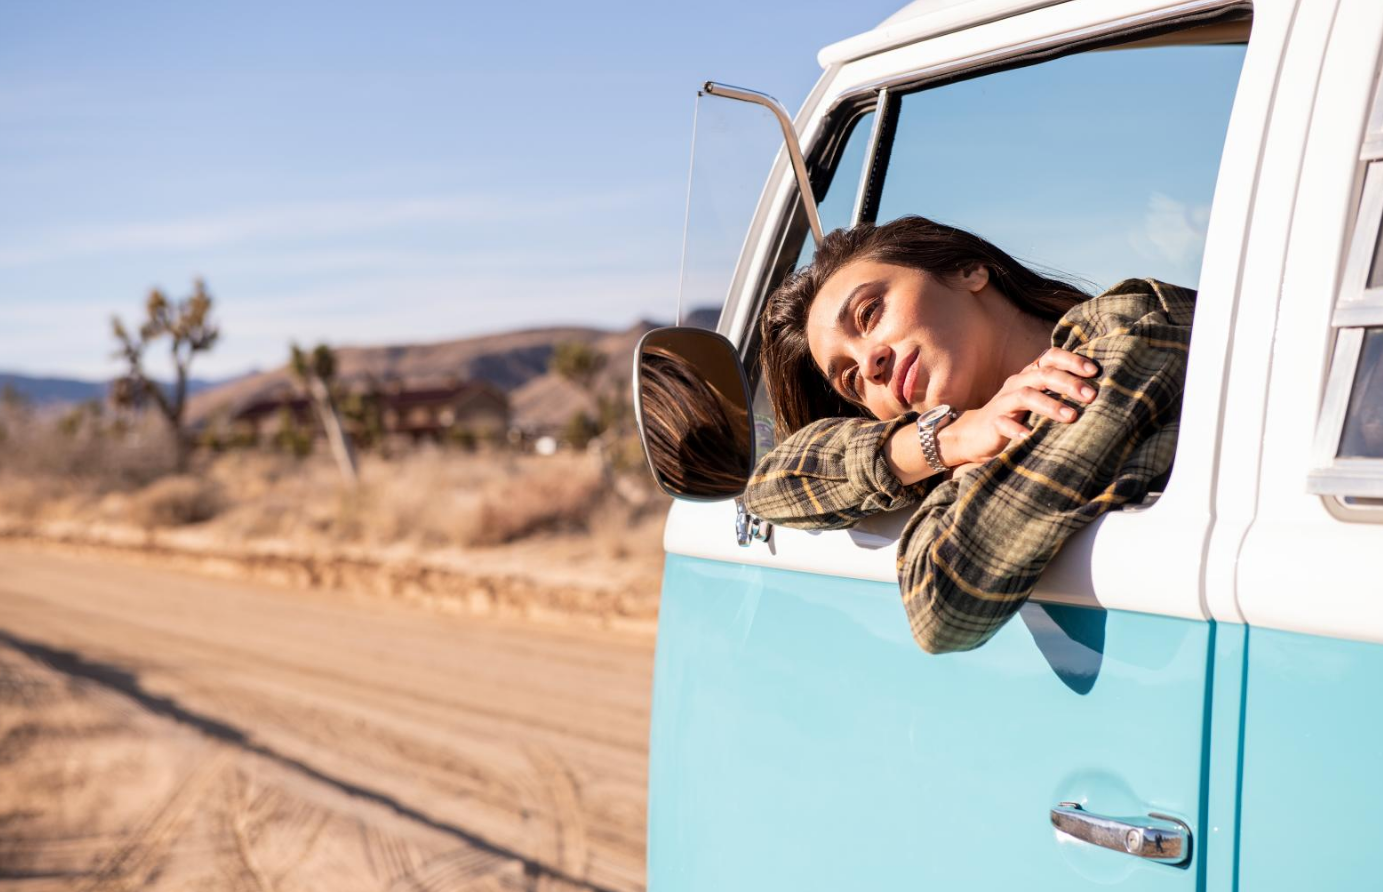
[818,0,1069,66]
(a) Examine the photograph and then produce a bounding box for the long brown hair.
[640,349,751,497]
[759,215,1090,439]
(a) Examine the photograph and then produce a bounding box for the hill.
[0,373,224,407]
[188,307,721,431]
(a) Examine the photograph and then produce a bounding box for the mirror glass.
[635,327,754,501]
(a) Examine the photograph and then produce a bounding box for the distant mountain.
[0,372,230,407]
[683,307,720,330]
[0,373,105,405]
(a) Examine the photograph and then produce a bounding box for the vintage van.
[634,0,1383,889]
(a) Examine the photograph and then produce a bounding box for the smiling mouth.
[893,348,919,409]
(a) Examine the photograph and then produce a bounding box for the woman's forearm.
[743,415,924,528]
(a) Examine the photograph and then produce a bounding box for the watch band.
[916,404,958,473]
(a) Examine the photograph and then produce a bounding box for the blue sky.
[0,0,903,379]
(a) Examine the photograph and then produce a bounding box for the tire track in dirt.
[0,595,645,892]
[1,585,650,756]
[521,745,591,880]
[78,750,230,892]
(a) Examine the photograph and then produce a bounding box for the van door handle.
[1050,803,1190,864]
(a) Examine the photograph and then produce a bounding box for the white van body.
[647,2,1383,889]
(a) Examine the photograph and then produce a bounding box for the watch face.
[919,404,953,426]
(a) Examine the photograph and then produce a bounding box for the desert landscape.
[0,308,696,891]
[0,544,653,892]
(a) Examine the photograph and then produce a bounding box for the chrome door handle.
[1050,803,1190,864]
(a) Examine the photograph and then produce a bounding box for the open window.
[1308,76,1383,502]
[749,8,1252,464]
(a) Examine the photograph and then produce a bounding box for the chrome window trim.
[1309,76,1383,500]
[1332,163,1383,325]
[851,87,896,227]
[1364,61,1383,161]
[820,0,1251,120]
[1310,326,1364,466]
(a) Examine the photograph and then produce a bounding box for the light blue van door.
[650,547,1211,890]
[648,8,1260,890]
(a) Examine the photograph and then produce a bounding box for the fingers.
[994,416,1030,441]
[1036,347,1098,378]
[1011,366,1096,405]
[1007,385,1078,425]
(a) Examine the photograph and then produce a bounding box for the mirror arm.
[735,498,773,548]
[703,81,825,247]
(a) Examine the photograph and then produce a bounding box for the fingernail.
[1062,407,1076,420]
[1083,362,1096,373]
[1080,387,1095,400]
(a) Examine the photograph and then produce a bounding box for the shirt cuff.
[856,411,920,509]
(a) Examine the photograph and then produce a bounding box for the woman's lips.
[894,348,919,409]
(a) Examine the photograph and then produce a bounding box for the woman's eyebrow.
[834,281,878,331]
[823,281,881,386]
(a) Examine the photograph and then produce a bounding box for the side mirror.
[633,327,755,501]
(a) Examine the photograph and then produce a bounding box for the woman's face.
[805,259,995,420]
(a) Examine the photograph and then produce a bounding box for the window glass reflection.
[1368,215,1383,289]
[1340,328,1383,458]
[792,111,876,270]
[874,44,1246,291]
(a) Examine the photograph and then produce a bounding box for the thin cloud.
[1131,192,1210,267]
[0,190,648,269]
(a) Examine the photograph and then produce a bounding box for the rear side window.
[1309,81,1383,500]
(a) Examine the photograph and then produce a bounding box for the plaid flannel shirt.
[743,278,1196,654]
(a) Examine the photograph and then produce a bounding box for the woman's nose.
[862,343,890,385]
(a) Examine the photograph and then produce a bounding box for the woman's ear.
[956,264,990,294]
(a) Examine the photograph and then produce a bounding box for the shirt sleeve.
[898,296,1190,654]
[741,413,924,531]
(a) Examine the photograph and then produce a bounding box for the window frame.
[737,1,1253,363]
[737,0,1252,439]
[1307,75,1383,499]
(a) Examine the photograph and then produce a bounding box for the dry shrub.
[587,490,671,559]
[194,447,606,551]
[0,406,174,493]
[129,475,224,528]
[0,474,70,522]
[3,426,656,556]
[460,456,605,547]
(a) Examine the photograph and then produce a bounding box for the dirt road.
[0,544,655,892]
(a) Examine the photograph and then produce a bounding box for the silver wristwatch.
[916,404,958,473]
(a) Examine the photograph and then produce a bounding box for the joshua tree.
[111,279,219,472]
[551,341,607,449]
[551,341,607,391]
[550,339,647,502]
[340,377,387,453]
[290,342,358,485]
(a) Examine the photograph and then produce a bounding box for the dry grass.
[0,410,664,552]
[197,447,639,552]
[0,404,173,491]
[0,409,671,624]
[128,476,225,528]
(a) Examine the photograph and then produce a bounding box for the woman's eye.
[858,298,879,330]
[845,368,861,399]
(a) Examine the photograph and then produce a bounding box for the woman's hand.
[937,347,1099,469]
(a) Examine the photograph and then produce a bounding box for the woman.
[743,216,1195,654]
